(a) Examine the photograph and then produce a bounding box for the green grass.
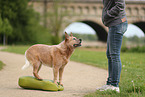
[0,61,5,70]
[71,49,108,69]
[1,45,145,96]
[71,49,145,97]
[1,45,30,54]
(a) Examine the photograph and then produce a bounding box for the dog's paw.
[54,81,58,85]
[58,82,63,86]
[60,84,63,86]
[37,78,43,81]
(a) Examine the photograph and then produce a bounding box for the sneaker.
[110,86,120,93]
[100,85,120,93]
[96,85,111,90]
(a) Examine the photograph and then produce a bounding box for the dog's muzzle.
[73,39,82,47]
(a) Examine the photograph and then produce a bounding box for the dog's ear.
[70,32,73,37]
[65,32,69,41]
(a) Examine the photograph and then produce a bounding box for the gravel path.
[0,51,107,97]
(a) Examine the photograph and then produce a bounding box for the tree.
[1,18,13,45]
[47,0,70,44]
[0,15,3,34]
[0,0,52,44]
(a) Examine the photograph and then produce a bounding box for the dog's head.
[65,32,82,48]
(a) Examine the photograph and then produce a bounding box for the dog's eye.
[73,38,76,40]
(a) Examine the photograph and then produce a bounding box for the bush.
[0,61,5,70]
[51,36,61,45]
[0,0,52,45]
[121,46,145,53]
[121,46,128,52]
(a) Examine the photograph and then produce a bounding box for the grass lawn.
[1,45,145,96]
[1,45,30,54]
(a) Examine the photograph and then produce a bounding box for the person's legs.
[96,21,127,92]
[106,31,112,86]
[96,34,112,90]
[108,26,122,87]
[107,21,128,87]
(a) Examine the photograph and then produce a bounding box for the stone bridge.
[30,0,145,42]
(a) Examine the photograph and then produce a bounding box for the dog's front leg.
[53,67,59,85]
[59,66,65,86]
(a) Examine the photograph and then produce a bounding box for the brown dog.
[22,32,82,85]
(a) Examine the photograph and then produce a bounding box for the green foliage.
[121,46,145,53]
[127,36,142,44]
[0,0,52,44]
[1,18,13,35]
[62,33,97,41]
[0,14,13,45]
[0,61,5,70]
[122,36,145,47]
[122,36,145,53]
[73,33,97,41]
[47,0,71,44]
[0,15,3,33]
[51,36,61,45]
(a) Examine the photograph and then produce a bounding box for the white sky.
[64,22,145,37]
[64,22,96,35]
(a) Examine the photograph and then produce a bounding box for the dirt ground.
[0,51,107,97]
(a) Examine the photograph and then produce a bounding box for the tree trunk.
[3,34,6,46]
[43,0,47,28]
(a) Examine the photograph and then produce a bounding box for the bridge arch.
[81,20,107,42]
[133,22,145,34]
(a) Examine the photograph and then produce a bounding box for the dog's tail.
[22,51,30,70]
